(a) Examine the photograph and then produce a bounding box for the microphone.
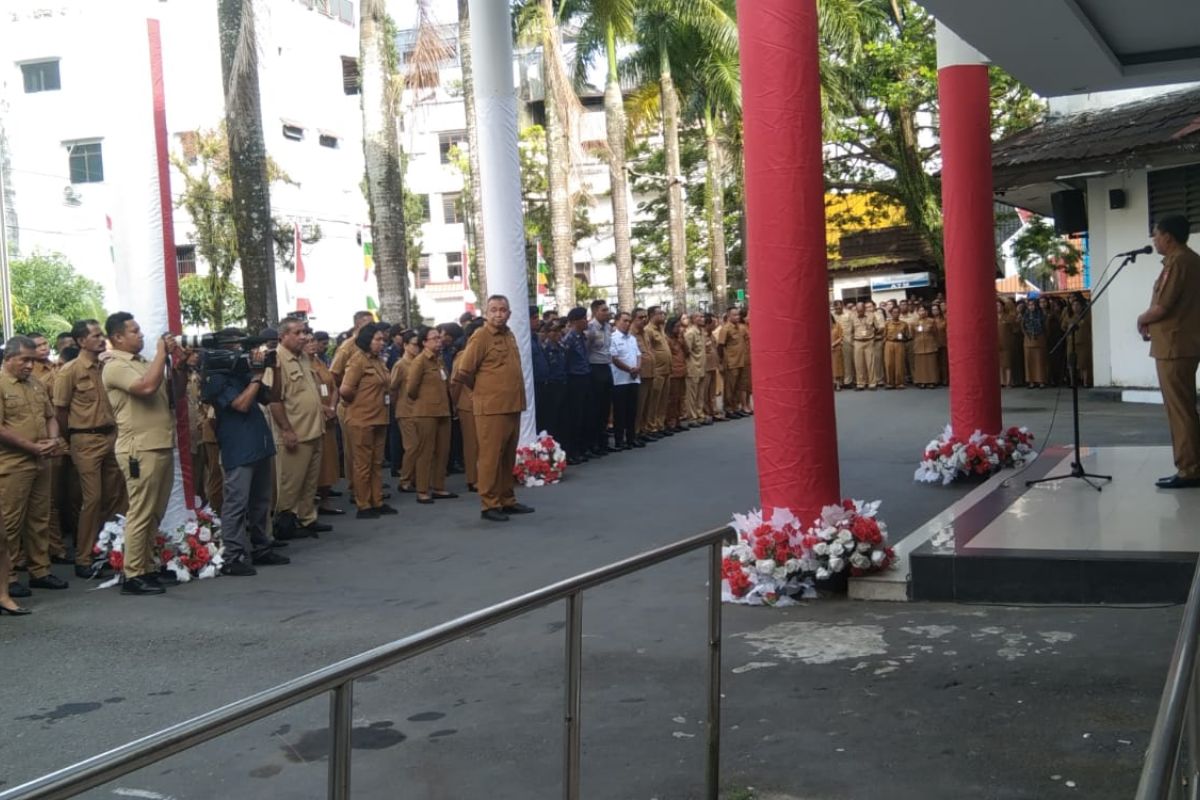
[1117,245,1153,259]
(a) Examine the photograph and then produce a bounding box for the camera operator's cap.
[314,330,330,341]
[258,327,279,341]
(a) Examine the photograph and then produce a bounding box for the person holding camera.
[199,328,290,576]
[101,313,176,596]
[267,318,331,538]
[340,322,396,519]
[407,325,456,504]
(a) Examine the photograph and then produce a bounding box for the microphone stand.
[1025,250,1146,490]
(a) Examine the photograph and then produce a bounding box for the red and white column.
[739,0,840,519]
[937,22,1002,438]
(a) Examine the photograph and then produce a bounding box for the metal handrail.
[0,526,734,800]
[1137,558,1200,799]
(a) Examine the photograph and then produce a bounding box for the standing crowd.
[829,292,1093,391]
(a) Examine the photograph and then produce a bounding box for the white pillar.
[467,0,536,443]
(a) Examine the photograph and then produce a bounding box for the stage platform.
[851,446,1200,604]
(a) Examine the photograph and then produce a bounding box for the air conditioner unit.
[62,185,82,207]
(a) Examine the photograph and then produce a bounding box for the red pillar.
[739,0,840,519]
[937,22,1002,438]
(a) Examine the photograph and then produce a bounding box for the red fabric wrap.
[738,0,840,520]
[938,64,1001,438]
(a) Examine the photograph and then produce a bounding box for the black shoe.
[381,491,393,500]
[220,559,257,577]
[270,540,289,549]
[356,508,380,520]
[7,582,30,599]
[606,446,621,453]
[1157,475,1200,489]
[631,440,646,449]
[447,464,465,475]
[432,492,459,500]
[0,603,31,616]
[318,506,345,516]
[481,509,510,522]
[75,564,114,580]
[467,483,478,492]
[29,574,69,590]
[646,433,663,440]
[416,497,435,505]
[567,457,582,466]
[51,555,73,566]
[660,429,675,436]
[376,504,399,515]
[152,572,181,587]
[121,576,165,596]
[502,503,535,515]
[252,551,291,566]
[303,522,334,533]
[397,484,417,494]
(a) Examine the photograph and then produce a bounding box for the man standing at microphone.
[1137,215,1200,489]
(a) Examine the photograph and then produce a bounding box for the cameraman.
[200,328,289,576]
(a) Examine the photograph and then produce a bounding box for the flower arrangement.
[722,500,894,606]
[914,424,1036,485]
[513,432,567,487]
[92,508,224,588]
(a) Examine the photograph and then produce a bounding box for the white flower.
[813,542,829,556]
[837,530,854,545]
[184,521,199,535]
[828,556,845,573]
[755,559,776,575]
[772,566,788,582]
[784,558,802,573]
[829,542,844,557]
[856,541,872,554]
[816,567,831,581]
[871,549,886,565]
[819,526,837,541]
[198,528,212,544]
[850,553,870,570]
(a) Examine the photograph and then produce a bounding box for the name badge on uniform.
[319,385,329,398]
[917,325,924,332]
[440,368,447,381]
[384,394,391,406]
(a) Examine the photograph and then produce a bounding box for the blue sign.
[869,272,931,292]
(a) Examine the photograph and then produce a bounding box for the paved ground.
[0,387,1184,799]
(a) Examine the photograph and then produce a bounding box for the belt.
[68,425,115,435]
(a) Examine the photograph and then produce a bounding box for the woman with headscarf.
[339,322,395,518]
[388,330,421,494]
[405,325,457,504]
[1022,298,1050,388]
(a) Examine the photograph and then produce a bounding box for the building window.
[315,0,332,15]
[319,133,340,149]
[419,195,431,223]
[337,0,355,24]
[438,130,467,164]
[416,255,430,288]
[1148,164,1200,234]
[66,141,103,184]
[574,261,592,284]
[21,60,61,93]
[341,56,359,95]
[442,192,463,224]
[446,252,463,281]
[176,245,197,276]
[282,123,305,141]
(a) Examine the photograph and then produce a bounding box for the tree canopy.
[9,252,106,337]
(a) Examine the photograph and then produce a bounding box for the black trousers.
[536,381,567,443]
[589,364,613,452]
[565,374,591,458]
[612,384,639,447]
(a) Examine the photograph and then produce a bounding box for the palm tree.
[359,0,412,325]
[457,0,487,298]
[217,0,276,331]
[567,0,636,312]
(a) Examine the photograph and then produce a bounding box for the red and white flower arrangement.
[92,508,224,588]
[722,500,895,606]
[914,424,1036,485]
[513,431,567,487]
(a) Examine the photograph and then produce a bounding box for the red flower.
[842,499,856,511]
[109,551,124,570]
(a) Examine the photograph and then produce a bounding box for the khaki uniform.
[1148,246,1200,479]
[103,350,175,579]
[0,371,55,578]
[851,313,881,388]
[269,346,325,527]
[836,311,855,387]
[406,350,451,495]
[330,336,360,495]
[451,351,478,486]
[871,310,886,388]
[883,319,910,388]
[452,324,526,512]
[389,354,417,489]
[831,323,844,383]
[312,359,341,489]
[341,348,390,510]
[54,355,127,567]
[718,322,749,412]
[912,317,941,386]
[901,311,920,381]
[33,362,70,561]
[635,329,655,435]
[703,330,719,417]
[683,325,706,422]
[648,324,672,431]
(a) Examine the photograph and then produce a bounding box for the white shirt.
[609,329,642,386]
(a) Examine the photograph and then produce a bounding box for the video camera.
[179,332,277,375]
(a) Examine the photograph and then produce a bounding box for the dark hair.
[314,330,331,342]
[416,325,440,346]
[401,329,420,347]
[388,323,407,339]
[666,317,680,337]
[105,312,135,339]
[458,312,476,325]
[438,322,464,341]
[60,345,80,363]
[353,311,374,325]
[70,319,99,342]
[486,294,510,307]
[355,322,383,352]
[464,318,485,340]
[647,306,662,317]
[278,317,306,336]
[566,307,587,322]
[529,305,540,318]
[4,335,37,360]
[55,331,73,343]
[1156,214,1191,245]
[590,299,607,313]
[22,331,46,342]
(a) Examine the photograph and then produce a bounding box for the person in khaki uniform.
[407,326,456,503]
[831,314,844,391]
[102,313,175,596]
[911,305,941,388]
[0,336,68,597]
[307,334,343,515]
[388,331,421,493]
[340,323,395,519]
[684,313,707,425]
[29,336,71,566]
[882,306,911,389]
[631,309,656,439]
[900,301,920,384]
[834,301,856,389]
[717,308,749,417]
[331,311,376,498]
[268,318,331,537]
[867,301,886,389]
[1137,215,1200,488]
[647,308,673,434]
[450,321,484,492]
[703,314,722,420]
[452,295,533,523]
[851,303,881,390]
[54,319,126,579]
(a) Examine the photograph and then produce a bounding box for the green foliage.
[1011,215,1082,291]
[9,252,105,336]
[178,274,246,329]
